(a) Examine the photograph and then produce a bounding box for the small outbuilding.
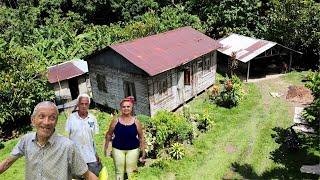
[218,34,302,81]
[85,27,221,116]
[47,59,91,105]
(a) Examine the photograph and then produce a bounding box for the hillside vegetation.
[0,0,319,145]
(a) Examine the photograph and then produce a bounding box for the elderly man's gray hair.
[31,101,59,119]
[76,93,91,104]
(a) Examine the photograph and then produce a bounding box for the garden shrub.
[210,75,244,108]
[152,110,193,147]
[190,110,214,132]
[140,110,193,158]
[137,114,152,127]
[169,142,186,160]
[302,70,320,132]
[182,102,215,136]
[137,115,156,156]
[143,130,156,157]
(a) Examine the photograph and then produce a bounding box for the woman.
[104,97,146,180]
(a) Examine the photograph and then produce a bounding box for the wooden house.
[85,27,221,116]
[47,59,91,105]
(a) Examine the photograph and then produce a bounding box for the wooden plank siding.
[53,80,71,100]
[148,51,217,116]
[78,75,91,96]
[89,64,150,115]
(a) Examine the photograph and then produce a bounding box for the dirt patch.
[286,86,313,104]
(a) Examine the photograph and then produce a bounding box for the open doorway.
[69,78,79,100]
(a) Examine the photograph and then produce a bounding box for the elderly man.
[0,101,97,180]
[65,94,101,177]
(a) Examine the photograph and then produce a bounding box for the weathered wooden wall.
[89,64,150,115]
[78,75,92,96]
[148,51,217,116]
[53,80,71,100]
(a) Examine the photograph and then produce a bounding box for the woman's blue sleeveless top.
[112,120,140,150]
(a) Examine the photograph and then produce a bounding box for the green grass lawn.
[1,71,319,179]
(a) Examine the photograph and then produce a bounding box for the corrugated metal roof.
[110,27,221,76]
[47,59,88,83]
[218,34,276,63]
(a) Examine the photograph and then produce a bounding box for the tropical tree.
[0,46,55,138]
[265,0,320,67]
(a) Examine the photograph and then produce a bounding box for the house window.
[159,80,167,94]
[153,74,172,96]
[123,81,136,100]
[184,68,191,85]
[203,55,211,73]
[96,74,107,92]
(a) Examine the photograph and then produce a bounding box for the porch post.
[246,61,251,82]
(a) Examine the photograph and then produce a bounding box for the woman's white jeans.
[112,147,139,180]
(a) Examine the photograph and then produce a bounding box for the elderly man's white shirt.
[65,112,99,163]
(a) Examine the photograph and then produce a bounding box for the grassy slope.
[135,71,319,179]
[1,71,318,179]
[136,84,272,179]
[0,139,24,179]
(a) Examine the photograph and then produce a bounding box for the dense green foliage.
[0,0,319,138]
[265,0,320,66]
[138,111,193,158]
[302,70,320,131]
[137,108,216,160]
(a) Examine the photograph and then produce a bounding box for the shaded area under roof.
[47,59,88,83]
[109,26,221,76]
[218,33,302,63]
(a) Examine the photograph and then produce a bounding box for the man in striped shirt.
[0,101,98,180]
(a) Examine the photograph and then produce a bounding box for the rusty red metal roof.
[110,27,221,76]
[47,60,88,83]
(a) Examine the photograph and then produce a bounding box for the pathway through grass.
[136,72,318,179]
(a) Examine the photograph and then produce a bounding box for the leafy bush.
[305,71,320,99]
[210,75,244,108]
[169,143,186,160]
[139,111,193,158]
[137,115,157,156]
[0,47,55,139]
[137,114,152,127]
[143,130,156,156]
[302,71,320,131]
[190,109,214,132]
[152,110,193,148]
[150,158,170,169]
